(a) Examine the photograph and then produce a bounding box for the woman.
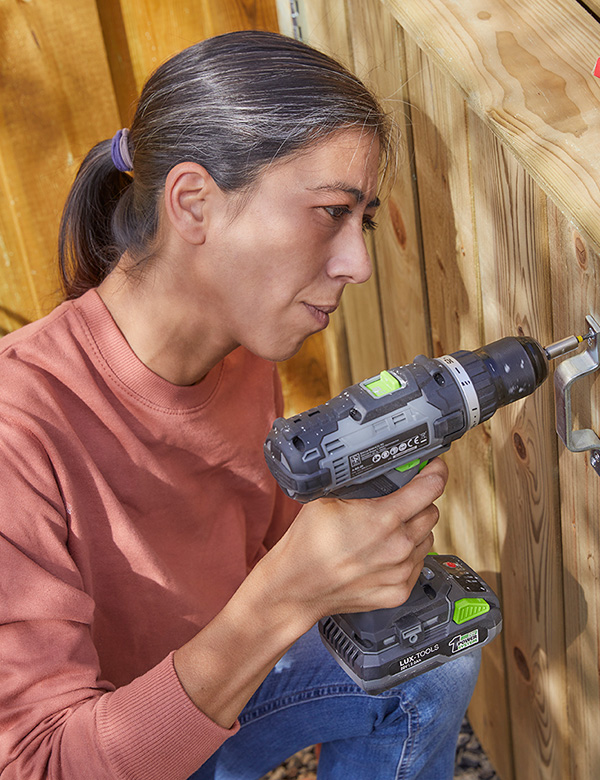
[0,30,479,779]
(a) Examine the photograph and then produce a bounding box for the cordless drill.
[264,334,590,694]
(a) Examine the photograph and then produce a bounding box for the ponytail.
[58,141,133,299]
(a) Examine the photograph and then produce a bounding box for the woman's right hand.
[255,457,448,627]
[173,458,447,728]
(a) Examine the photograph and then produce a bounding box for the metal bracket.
[554,314,600,474]
[275,0,307,41]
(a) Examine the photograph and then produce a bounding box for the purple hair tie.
[111,128,133,172]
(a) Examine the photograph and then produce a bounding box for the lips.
[303,302,338,329]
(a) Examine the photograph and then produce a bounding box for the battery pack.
[318,555,502,695]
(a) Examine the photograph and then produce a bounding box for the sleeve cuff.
[96,652,239,780]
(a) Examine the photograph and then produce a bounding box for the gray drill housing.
[264,337,548,502]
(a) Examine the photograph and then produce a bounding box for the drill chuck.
[448,336,548,423]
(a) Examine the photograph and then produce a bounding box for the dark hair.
[58,30,391,300]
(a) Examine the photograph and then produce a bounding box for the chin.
[251,337,305,364]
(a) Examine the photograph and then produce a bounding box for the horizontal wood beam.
[381,0,600,252]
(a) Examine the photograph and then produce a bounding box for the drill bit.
[544,332,595,361]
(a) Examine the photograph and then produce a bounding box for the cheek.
[219,209,328,306]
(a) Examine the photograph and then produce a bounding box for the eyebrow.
[309,183,381,209]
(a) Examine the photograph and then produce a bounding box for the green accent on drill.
[418,460,429,473]
[453,598,490,625]
[395,458,420,473]
[365,370,402,397]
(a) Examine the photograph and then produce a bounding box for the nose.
[325,230,373,285]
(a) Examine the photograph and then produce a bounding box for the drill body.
[264,336,549,694]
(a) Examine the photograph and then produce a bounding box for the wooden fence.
[0,0,279,329]
[283,1,600,778]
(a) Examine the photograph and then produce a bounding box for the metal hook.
[554,314,600,474]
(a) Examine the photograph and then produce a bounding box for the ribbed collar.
[72,289,224,413]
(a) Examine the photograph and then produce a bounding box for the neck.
[97,254,236,386]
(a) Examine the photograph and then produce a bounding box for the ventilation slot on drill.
[321,618,359,667]
[332,458,350,483]
[325,439,345,454]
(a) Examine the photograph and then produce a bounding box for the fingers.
[376,457,448,523]
[361,531,435,610]
[268,458,449,619]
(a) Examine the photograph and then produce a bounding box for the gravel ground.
[260,716,499,780]
[454,717,499,780]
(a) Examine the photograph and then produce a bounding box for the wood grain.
[547,206,600,780]
[471,118,567,780]
[574,0,600,22]
[0,0,120,331]
[404,40,512,778]
[383,0,600,252]
[113,0,280,93]
[345,0,430,368]
[301,0,355,71]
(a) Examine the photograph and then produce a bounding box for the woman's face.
[205,129,381,362]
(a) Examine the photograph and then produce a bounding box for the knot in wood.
[575,236,587,270]
[513,646,531,682]
[513,431,527,460]
[388,199,407,249]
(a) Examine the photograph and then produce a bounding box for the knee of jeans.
[435,648,481,694]
[442,648,481,698]
[396,650,482,727]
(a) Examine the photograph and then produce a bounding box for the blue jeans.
[189,624,481,780]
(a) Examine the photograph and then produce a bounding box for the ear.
[163,162,220,245]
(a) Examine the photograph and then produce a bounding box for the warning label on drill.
[348,424,429,478]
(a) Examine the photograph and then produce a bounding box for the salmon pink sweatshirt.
[0,290,298,779]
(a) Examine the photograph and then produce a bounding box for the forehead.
[255,129,381,201]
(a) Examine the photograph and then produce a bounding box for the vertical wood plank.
[95,0,138,125]
[345,0,430,368]
[405,40,513,779]
[0,0,121,331]
[471,119,568,780]
[547,206,600,780]
[113,0,281,93]
[301,0,388,389]
[301,0,355,70]
[404,43,491,561]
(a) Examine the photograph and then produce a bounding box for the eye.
[323,205,351,220]
[362,216,378,233]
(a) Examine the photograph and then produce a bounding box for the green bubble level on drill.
[365,370,403,397]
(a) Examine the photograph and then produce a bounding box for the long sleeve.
[0,293,286,778]
[0,421,238,779]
